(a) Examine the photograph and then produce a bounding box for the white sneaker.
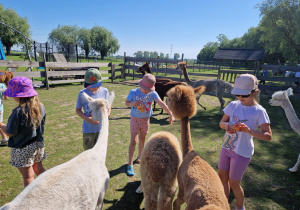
[0,139,8,146]
[136,185,143,194]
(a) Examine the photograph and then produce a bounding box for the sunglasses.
[234,90,255,98]
[235,94,251,98]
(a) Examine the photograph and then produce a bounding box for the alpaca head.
[137,62,151,75]
[81,91,115,121]
[269,88,293,107]
[166,85,205,119]
[175,62,187,72]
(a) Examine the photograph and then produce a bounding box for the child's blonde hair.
[18,96,43,127]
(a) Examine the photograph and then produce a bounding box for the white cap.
[231,74,258,95]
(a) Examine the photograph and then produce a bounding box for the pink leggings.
[218,148,251,181]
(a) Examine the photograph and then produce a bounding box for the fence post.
[110,62,115,83]
[123,52,126,81]
[42,52,49,89]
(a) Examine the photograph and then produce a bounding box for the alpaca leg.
[144,183,159,210]
[158,183,177,210]
[196,94,206,110]
[173,187,185,210]
[289,154,300,172]
[216,89,225,114]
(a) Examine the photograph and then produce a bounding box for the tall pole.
[171,44,173,59]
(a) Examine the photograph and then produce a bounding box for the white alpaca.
[0,91,115,210]
[269,88,300,172]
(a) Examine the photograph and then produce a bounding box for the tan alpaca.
[140,131,182,210]
[166,85,230,210]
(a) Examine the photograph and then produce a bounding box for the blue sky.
[1,0,263,59]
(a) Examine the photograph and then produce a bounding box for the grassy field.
[0,70,299,209]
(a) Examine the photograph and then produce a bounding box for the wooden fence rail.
[0,55,124,89]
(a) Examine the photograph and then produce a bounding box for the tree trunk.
[6,46,11,55]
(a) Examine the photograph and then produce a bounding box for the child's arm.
[75,108,99,124]
[237,122,272,141]
[0,122,13,137]
[155,98,174,125]
[3,95,8,100]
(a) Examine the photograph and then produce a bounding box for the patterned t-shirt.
[127,88,159,118]
[222,100,270,158]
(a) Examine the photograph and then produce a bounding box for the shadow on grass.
[104,180,144,210]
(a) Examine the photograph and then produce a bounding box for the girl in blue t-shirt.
[0,77,46,187]
[125,73,174,176]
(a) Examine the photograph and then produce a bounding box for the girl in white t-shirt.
[218,74,272,210]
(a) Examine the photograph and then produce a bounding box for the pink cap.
[231,74,258,95]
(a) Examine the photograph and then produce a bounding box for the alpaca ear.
[174,86,182,101]
[81,92,93,102]
[286,88,293,97]
[107,91,115,107]
[194,86,206,95]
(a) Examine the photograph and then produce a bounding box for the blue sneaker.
[127,165,135,176]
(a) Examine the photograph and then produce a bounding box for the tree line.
[133,51,181,60]
[197,0,300,64]
[0,4,120,60]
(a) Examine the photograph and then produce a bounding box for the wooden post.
[42,52,49,89]
[110,62,115,83]
[124,52,126,81]
[218,59,222,79]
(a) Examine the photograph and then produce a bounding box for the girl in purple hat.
[0,77,46,187]
[125,73,175,177]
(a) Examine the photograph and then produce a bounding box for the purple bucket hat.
[4,77,38,97]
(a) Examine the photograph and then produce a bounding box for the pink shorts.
[218,148,251,181]
[130,116,150,134]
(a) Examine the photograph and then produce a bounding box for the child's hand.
[232,123,249,132]
[132,101,141,107]
[226,123,235,134]
[168,113,175,125]
[86,117,99,124]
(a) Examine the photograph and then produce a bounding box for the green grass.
[0,81,299,209]
[0,57,300,209]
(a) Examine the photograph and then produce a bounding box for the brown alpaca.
[140,131,182,210]
[166,85,230,210]
[0,71,14,86]
[137,62,173,83]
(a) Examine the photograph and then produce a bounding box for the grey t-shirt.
[6,105,46,148]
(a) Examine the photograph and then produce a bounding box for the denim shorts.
[218,148,251,181]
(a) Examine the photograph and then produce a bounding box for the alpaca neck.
[281,99,300,135]
[180,116,194,158]
[92,108,109,161]
[182,67,192,85]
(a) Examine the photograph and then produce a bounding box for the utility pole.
[171,44,173,59]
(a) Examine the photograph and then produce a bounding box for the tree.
[165,54,169,59]
[258,0,300,63]
[143,51,150,58]
[159,53,165,59]
[49,25,79,58]
[0,5,31,55]
[134,51,143,58]
[197,42,219,61]
[174,53,180,60]
[90,26,120,60]
[78,28,91,59]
